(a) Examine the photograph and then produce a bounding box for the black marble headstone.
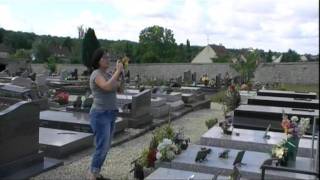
[0,97,62,179]
[248,96,319,109]
[257,90,317,99]
[233,104,319,134]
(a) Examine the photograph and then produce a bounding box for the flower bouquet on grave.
[156,138,179,162]
[117,56,130,94]
[173,128,190,152]
[271,139,289,166]
[281,114,310,161]
[53,91,69,105]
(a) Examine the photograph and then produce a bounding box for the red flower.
[54,91,69,105]
[147,149,157,167]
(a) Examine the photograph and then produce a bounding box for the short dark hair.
[91,48,107,69]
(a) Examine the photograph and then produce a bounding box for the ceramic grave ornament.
[195,147,211,162]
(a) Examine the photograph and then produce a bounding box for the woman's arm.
[95,62,124,91]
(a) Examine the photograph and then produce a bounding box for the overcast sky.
[0,0,319,54]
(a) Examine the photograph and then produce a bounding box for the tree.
[62,37,73,51]
[46,55,57,74]
[3,31,35,50]
[32,39,52,62]
[81,28,100,71]
[266,50,273,63]
[0,28,4,43]
[231,51,259,84]
[186,39,191,61]
[139,25,177,63]
[12,49,31,59]
[282,49,300,62]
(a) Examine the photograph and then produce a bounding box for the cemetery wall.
[253,62,319,85]
[31,62,319,84]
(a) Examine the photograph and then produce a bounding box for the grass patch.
[211,90,226,103]
[272,83,319,96]
[205,118,218,129]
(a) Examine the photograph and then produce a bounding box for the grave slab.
[200,126,316,157]
[151,104,170,118]
[153,92,182,102]
[257,90,317,99]
[40,110,127,134]
[0,98,62,179]
[239,91,257,104]
[233,104,319,133]
[162,144,315,180]
[181,93,196,103]
[248,96,319,109]
[166,100,185,111]
[151,97,166,107]
[39,128,93,158]
[146,168,215,180]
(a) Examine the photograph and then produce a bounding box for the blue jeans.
[89,109,118,175]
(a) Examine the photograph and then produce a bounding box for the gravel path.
[32,105,224,180]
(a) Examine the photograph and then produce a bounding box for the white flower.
[157,142,165,151]
[166,151,175,160]
[274,148,284,159]
[156,152,162,160]
[163,138,172,145]
[291,116,299,122]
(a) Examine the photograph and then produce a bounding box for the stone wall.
[128,63,238,81]
[31,62,319,84]
[253,62,319,85]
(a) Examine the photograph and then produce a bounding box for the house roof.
[209,44,227,57]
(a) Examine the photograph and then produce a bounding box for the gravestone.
[35,74,47,87]
[11,76,33,89]
[248,96,319,109]
[20,71,29,78]
[0,97,62,179]
[40,110,127,134]
[0,84,32,100]
[216,74,221,88]
[184,70,192,84]
[191,72,197,83]
[39,127,93,158]
[176,76,183,85]
[151,97,170,118]
[233,104,319,134]
[200,126,316,157]
[60,70,69,81]
[257,90,317,99]
[0,71,9,77]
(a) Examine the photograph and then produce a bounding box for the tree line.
[0,26,314,68]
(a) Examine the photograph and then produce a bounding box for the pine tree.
[81,28,100,72]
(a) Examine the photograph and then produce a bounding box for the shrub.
[205,118,218,129]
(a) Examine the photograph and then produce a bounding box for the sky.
[0,0,319,54]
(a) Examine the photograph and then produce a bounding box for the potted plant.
[271,140,289,166]
[281,114,310,161]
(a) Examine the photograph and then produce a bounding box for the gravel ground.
[32,104,224,180]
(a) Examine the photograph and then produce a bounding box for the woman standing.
[88,48,123,180]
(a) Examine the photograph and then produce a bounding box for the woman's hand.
[116,60,124,73]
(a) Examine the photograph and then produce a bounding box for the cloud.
[0,0,318,54]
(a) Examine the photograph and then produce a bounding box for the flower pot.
[280,154,288,166]
[286,136,300,162]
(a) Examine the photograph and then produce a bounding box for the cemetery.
[0,2,319,178]
[0,58,318,180]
